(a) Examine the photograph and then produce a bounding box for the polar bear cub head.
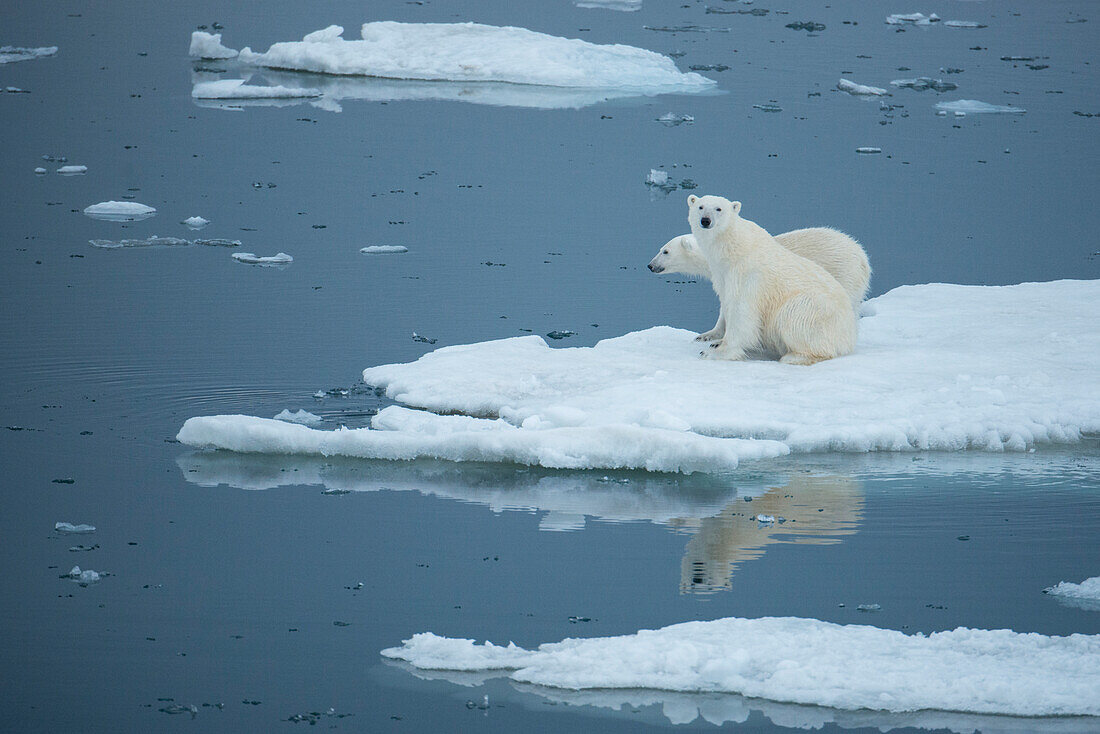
[647,235,709,276]
[687,194,741,233]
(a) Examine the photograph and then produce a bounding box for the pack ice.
[233,23,714,92]
[381,616,1100,717]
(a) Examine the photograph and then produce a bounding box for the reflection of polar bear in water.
[671,474,864,594]
[648,227,871,342]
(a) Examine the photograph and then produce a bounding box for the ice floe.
[273,409,322,425]
[0,45,57,64]
[891,77,957,92]
[191,78,321,99]
[1045,576,1100,611]
[855,147,882,154]
[232,252,293,265]
[837,79,888,96]
[944,20,986,29]
[55,522,95,533]
[233,23,713,93]
[935,99,1026,114]
[656,112,694,126]
[646,169,670,186]
[89,236,189,249]
[66,566,101,584]
[83,201,157,222]
[886,13,940,26]
[360,245,408,254]
[34,167,46,175]
[182,216,209,229]
[56,165,87,175]
[189,31,238,59]
[382,616,1100,717]
[574,0,642,10]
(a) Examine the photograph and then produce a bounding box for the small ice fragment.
[546,330,576,340]
[412,332,437,344]
[574,0,642,10]
[752,103,782,112]
[885,13,940,25]
[55,522,96,533]
[756,514,776,523]
[954,111,966,117]
[0,45,58,65]
[785,21,826,32]
[189,31,238,59]
[1043,576,1100,610]
[944,20,986,29]
[159,703,198,716]
[856,147,882,154]
[182,216,209,229]
[273,409,322,425]
[656,112,694,126]
[56,165,87,175]
[83,201,157,222]
[232,252,293,265]
[313,390,326,399]
[837,79,888,96]
[5,86,29,93]
[935,99,1026,114]
[856,603,882,612]
[192,79,321,100]
[360,245,408,254]
[34,167,47,174]
[646,169,670,185]
[193,238,240,247]
[890,77,957,92]
[67,566,101,584]
[89,236,189,249]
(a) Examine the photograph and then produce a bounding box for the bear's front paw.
[702,344,747,361]
[694,329,721,342]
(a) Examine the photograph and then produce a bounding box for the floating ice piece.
[752,103,782,112]
[192,79,321,99]
[55,522,96,533]
[360,245,408,254]
[274,409,322,425]
[885,13,940,26]
[232,251,293,265]
[944,20,986,29]
[0,45,58,64]
[5,86,29,93]
[837,79,888,96]
[182,216,209,229]
[1045,576,1100,611]
[66,566,101,584]
[235,23,714,93]
[646,169,670,186]
[890,77,957,92]
[381,616,1100,717]
[656,112,694,126]
[855,147,882,154]
[755,514,775,523]
[83,201,157,222]
[574,0,642,11]
[89,236,189,249]
[34,167,46,174]
[856,603,882,612]
[189,31,239,59]
[56,165,87,175]
[193,238,240,247]
[935,99,1026,114]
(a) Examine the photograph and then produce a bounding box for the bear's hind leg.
[779,351,826,366]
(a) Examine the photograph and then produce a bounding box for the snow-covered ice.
[886,13,940,26]
[360,245,408,254]
[56,165,87,175]
[0,45,57,64]
[182,216,209,229]
[273,409,322,425]
[837,79,888,96]
[234,23,714,93]
[178,280,1100,473]
[232,252,293,265]
[1045,576,1100,611]
[574,0,642,11]
[935,99,1026,114]
[55,522,95,533]
[83,201,157,222]
[189,31,238,59]
[66,566,101,584]
[382,615,1100,716]
[191,79,321,99]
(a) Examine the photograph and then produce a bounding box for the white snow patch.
[382,616,1100,716]
[935,99,1026,114]
[837,79,888,96]
[232,252,293,265]
[574,0,642,11]
[82,201,157,222]
[189,31,238,59]
[67,566,101,584]
[360,245,408,254]
[273,409,322,425]
[182,216,209,229]
[55,522,95,533]
[56,165,87,175]
[886,13,940,26]
[1045,576,1100,611]
[234,23,713,93]
[0,45,57,64]
[192,79,321,99]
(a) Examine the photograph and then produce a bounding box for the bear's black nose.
[648,263,661,272]
[700,217,712,229]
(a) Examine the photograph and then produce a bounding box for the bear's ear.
[687,195,698,206]
[729,200,742,215]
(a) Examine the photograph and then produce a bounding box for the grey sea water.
[1,0,1098,731]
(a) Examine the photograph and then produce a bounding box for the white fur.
[648,228,871,341]
[686,195,858,365]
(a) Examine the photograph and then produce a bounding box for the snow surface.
[0,46,57,64]
[360,245,408,254]
[235,23,713,93]
[182,216,209,229]
[232,252,293,265]
[189,31,238,59]
[178,280,1100,473]
[935,99,1026,114]
[273,409,322,425]
[382,615,1100,716]
[837,79,888,96]
[56,165,87,175]
[191,79,321,99]
[1045,576,1100,611]
[82,201,157,222]
[55,522,95,533]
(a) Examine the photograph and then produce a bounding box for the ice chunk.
[855,147,882,154]
[755,514,775,523]
[885,13,940,26]
[935,99,1026,114]
[89,236,189,249]
[890,77,957,92]
[944,20,986,29]
[55,522,95,533]
[193,238,240,247]
[56,165,87,175]
[232,252,293,265]
[182,216,209,229]
[837,79,888,96]
[656,112,694,126]
[66,566,101,584]
[273,409,322,425]
[1045,576,1100,611]
[574,0,642,10]
[382,616,1100,716]
[191,79,321,99]
[360,245,408,254]
[83,201,157,222]
[189,31,238,59]
[34,167,46,174]
[856,603,882,612]
[0,45,58,64]
[234,22,714,93]
[646,169,670,185]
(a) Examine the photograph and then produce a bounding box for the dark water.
[2,0,1098,731]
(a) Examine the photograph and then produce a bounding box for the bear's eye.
[698,206,703,210]
[716,208,722,212]
[662,249,669,254]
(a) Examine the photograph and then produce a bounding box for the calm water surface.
[2,0,1098,731]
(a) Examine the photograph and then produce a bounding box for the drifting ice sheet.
[192,79,321,99]
[0,45,57,64]
[360,245,408,254]
[837,79,888,96]
[381,616,1100,716]
[232,252,293,265]
[235,23,714,92]
[82,201,157,221]
[574,0,642,10]
[935,99,1026,114]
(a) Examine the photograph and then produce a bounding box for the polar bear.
[687,194,858,364]
[648,228,870,341]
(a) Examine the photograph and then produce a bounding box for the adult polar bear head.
[687,194,741,233]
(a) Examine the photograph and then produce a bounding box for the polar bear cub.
[648,227,870,341]
[687,194,858,364]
